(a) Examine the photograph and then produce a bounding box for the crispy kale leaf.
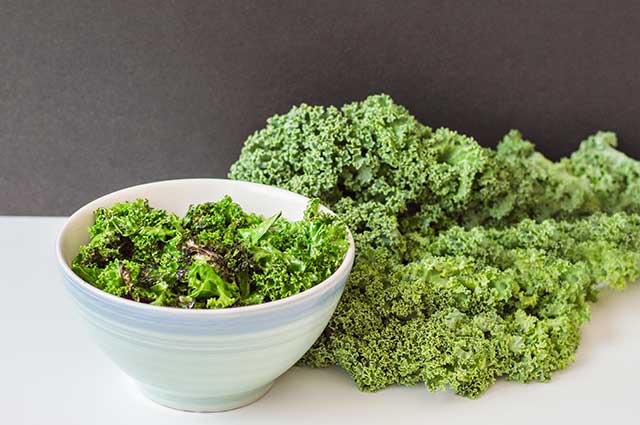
[72,196,349,309]
[72,199,183,303]
[228,93,640,398]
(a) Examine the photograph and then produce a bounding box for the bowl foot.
[138,382,274,412]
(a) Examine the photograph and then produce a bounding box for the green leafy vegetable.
[239,212,282,245]
[72,196,349,309]
[228,93,640,398]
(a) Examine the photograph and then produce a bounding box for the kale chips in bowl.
[56,179,355,412]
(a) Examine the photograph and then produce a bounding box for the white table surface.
[2,216,639,424]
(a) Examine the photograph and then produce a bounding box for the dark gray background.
[2,1,640,215]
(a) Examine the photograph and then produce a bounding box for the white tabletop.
[2,216,639,424]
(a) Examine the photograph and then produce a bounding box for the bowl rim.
[56,178,356,317]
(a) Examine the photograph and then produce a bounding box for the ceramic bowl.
[56,179,355,412]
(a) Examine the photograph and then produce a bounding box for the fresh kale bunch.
[228,94,640,397]
[72,196,349,308]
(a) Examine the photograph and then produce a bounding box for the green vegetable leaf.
[229,93,640,398]
[186,261,238,308]
[238,211,282,245]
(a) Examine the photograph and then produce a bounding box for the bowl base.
[139,382,274,412]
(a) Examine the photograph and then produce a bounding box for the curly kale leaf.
[567,131,640,213]
[229,93,640,398]
[301,213,640,398]
[230,94,435,215]
[230,96,620,245]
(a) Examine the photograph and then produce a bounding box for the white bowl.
[56,179,355,412]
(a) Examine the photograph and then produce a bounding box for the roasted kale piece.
[72,196,349,309]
